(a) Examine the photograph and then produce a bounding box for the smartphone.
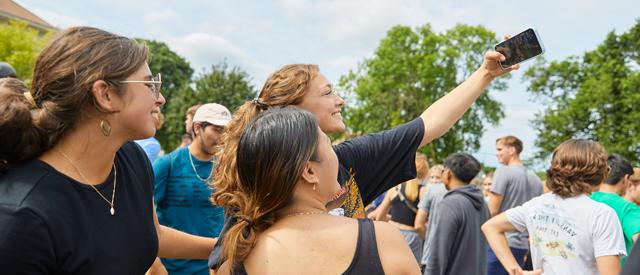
[494,28,545,69]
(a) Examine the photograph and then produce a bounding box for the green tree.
[136,39,194,151]
[524,19,640,164]
[191,62,257,112]
[162,62,257,149]
[339,24,509,163]
[0,20,52,81]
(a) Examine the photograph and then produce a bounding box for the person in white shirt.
[482,139,626,275]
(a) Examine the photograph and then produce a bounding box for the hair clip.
[237,216,255,228]
[251,98,269,111]
[23,92,38,109]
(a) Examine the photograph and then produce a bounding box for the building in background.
[0,0,55,33]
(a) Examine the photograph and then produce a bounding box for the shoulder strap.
[344,219,384,275]
[168,149,177,177]
[396,183,418,213]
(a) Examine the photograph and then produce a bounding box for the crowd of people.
[1,25,639,275]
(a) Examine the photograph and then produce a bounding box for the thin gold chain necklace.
[58,150,117,216]
[282,211,328,218]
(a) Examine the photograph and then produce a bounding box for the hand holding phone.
[494,28,545,69]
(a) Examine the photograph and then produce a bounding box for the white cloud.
[143,9,181,25]
[165,32,273,86]
[23,6,87,28]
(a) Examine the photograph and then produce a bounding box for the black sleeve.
[0,206,55,273]
[334,118,424,205]
[622,240,640,275]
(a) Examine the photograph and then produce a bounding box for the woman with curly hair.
[482,139,626,275]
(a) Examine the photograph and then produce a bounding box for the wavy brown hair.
[546,139,609,198]
[221,107,320,267]
[211,64,319,212]
[0,78,32,171]
[0,27,148,174]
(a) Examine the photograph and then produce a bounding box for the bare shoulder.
[372,220,421,275]
[372,220,405,243]
[216,261,231,275]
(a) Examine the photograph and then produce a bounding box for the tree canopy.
[524,19,640,164]
[0,20,51,81]
[339,24,510,163]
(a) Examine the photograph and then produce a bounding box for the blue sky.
[16,0,639,169]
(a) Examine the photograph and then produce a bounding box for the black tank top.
[389,183,418,226]
[232,219,384,275]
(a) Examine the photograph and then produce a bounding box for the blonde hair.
[496,135,523,154]
[404,153,429,202]
[186,104,202,118]
[430,164,444,176]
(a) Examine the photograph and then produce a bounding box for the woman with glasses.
[482,139,626,275]
[216,107,420,274]
[0,27,215,274]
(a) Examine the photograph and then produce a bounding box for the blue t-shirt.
[135,137,161,163]
[153,146,224,275]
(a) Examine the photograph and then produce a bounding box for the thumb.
[485,51,506,62]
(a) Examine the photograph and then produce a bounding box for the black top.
[232,219,384,275]
[209,118,424,269]
[389,183,419,226]
[0,142,158,274]
[334,118,424,218]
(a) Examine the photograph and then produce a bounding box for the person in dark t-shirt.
[209,52,519,270]
[0,27,215,274]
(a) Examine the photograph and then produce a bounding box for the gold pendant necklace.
[58,150,117,216]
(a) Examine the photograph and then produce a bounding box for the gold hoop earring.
[100,120,112,137]
[313,183,317,191]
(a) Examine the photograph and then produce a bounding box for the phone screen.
[494,28,543,67]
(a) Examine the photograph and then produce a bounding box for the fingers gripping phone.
[494,28,545,69]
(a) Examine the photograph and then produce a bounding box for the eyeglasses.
[119,73,162,99]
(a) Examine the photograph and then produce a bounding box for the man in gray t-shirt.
[487,136,543,275]
[416,181,447,268]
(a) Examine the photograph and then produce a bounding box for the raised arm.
[419,52,517,147]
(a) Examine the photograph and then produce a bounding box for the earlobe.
[300,162,319,185]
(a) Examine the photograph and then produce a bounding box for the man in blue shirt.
[151,103,231,275]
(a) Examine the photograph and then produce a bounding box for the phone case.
[494,27,545,69]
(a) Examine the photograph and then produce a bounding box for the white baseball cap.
[192,103,232,126]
